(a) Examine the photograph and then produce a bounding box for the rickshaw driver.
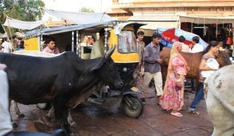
[43,37,60,54]
[90,28,109,92]
[90,29,105,59]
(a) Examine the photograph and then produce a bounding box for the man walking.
[143,32,163,105]
[135,31,146,103]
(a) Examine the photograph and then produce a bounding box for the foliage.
[0,0,45,34]
[79,7,95,13]
[0,0,45,23]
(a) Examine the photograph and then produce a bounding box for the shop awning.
[140,22,179,30]
[3,17,46,30]
[179,15,234,24]
[128,14,179,29]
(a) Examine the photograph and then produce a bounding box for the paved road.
[11,88,213,136]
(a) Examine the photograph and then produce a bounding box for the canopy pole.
[40,34,43,51]
[203,19,206,38]
[104,28,109,53]
[3,16,14,51]
[191,23,193,32]
[71,31,74,52]
[177,15,181,29]
[76,30,81,57]
[216,22,218,38]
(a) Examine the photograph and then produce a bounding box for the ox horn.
[105,45,116,59]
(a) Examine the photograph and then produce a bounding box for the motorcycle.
[87,77,143,118]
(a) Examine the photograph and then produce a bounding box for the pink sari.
[160,42,187,111]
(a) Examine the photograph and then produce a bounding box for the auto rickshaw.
[24,21,145,86]
[83,22,146,118]
[109,22,145,87]
[25,21,146,118]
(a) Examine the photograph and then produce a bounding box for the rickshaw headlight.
[123,67,127,72]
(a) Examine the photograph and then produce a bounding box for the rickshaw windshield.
[118,31,137,53]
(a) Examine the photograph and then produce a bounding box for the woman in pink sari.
[160,42,188,117]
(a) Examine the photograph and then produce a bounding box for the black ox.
[0,47,123,134]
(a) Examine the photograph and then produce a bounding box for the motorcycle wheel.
[122,95,143,118]
[36,103,51,110]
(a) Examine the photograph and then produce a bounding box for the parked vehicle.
[81,22,146,118]
[25,20,145,118]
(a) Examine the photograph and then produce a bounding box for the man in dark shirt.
[143,32,163,105]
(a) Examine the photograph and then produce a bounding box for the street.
[11,87,213,136]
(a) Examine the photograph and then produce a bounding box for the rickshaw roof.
[25,9,116,38]
[25,20,115,39]
[114,22,146,35]
[25,21,146,39]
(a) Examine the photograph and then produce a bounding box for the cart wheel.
[36,103,51,110]
[122,95,143,118]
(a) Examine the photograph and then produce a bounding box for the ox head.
[216,50,232,67]
[91,46,123,89]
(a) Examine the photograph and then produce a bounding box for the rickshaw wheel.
[122,95,143,118]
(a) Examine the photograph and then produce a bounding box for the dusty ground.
[11,87,213,136]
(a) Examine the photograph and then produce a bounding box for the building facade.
[107,0,234,43]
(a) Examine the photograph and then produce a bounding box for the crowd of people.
[135,31,221,118]
[0,28,225,135]
[0,36,25,53]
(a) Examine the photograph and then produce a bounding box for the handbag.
[176,78,183,88]
[226,36,233,45]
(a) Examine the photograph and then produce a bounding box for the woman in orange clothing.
[160,42,188,117]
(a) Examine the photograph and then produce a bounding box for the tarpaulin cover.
[3,17,46,30]
[157,28,208,48]
[45,9,114,24]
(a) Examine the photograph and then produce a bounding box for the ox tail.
[207,71,234,115]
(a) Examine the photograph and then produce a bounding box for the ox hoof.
[12,123,18,128]
[18,113,25,118]
[45,115,52,121]
[70,122,77,127]
[34,121,50,133]
[69,133,76,136]
[46,115,56,122]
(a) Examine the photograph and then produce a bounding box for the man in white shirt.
[1,38,13,53]
[189,36,204,53]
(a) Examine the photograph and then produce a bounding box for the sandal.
[171,112,183,117]
[189,110,200,115]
